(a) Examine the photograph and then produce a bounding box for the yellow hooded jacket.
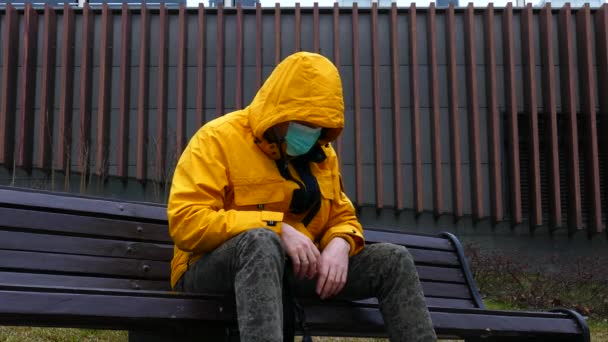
[167,52,365,288]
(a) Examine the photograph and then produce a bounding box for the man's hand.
[316,237,350,300]
[280,222,320,280]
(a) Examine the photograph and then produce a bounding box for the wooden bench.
[0,186,590,341]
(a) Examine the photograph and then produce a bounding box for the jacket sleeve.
[319,149,365,256]
[167,129,284,254]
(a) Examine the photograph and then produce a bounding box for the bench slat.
[0,230,173,261]
[364,230,454,251]
[0,187,167,222]
[415,265,464,283]
[0,271,170,291]
[0,207,170,243]
[0,250,168,280]
[422,282,471,299]
[407,248,460,266]
[0,288,581,339]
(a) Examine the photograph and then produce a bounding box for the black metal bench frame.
[0,186,591,341]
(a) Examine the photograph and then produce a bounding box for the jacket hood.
[247,52,344,147]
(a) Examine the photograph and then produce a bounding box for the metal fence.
[1,3,607,239]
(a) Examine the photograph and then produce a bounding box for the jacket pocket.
[233,180,285,206]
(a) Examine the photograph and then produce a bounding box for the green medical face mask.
[285,122,322,156]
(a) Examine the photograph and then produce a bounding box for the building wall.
[0,4,607,259]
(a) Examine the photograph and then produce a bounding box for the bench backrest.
[0,187,483,310]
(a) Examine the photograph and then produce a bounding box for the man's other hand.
[280,222,320,280]
[316,237,350,300]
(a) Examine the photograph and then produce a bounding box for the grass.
[2,321,607,342]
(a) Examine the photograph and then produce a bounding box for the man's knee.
[236,228,285,260]
[369,243,416,272]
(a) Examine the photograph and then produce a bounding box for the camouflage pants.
[176,228,437,342]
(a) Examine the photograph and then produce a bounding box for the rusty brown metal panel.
[78,4,94,175]
[598,5,608,234]
[333,2,342,162]
[409,4,422,215]
[483,4,503,224]
[503,4,522,226]
[176,5,188,156]
[137,5,150,181]
[157,4,169,183]
[196,4,206,127]
[96,4,113,177]
[446,5,463,221]
[522,4,542,230]
[235,3,243,109]
[117,4,131,179]
[577,5,604,235]
[255,2,262,89]
[0,4,19,167]
[598,5,608,116]
[558,4,583,232]
[275,3,281,65]
[216,4,225,117]
[313,3,320,53]
[37,5,57,171]
[17,4,38,171]
[428,3,442,217]
[391,3,403,212]
[57,4,75,172]
[464,4,483,222]
[539,4,562,230]
[352,3,363,206]
[295,3,301,52]
[372,3,383,210]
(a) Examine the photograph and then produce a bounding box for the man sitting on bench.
[167,51,437,342]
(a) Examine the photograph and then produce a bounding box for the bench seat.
[0,186,590,341]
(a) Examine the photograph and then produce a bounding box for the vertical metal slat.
[137,5,150,182]
[313,2,320,53]
[484,4,503,224]
[577,5,603,235]
[157,4,169,183]
[352,3,363,206]
[597,5,608,236]
[391,3,404,212]
[295,3,301,52]
[275,3,281,65]
[96,4,113,177]
[176,5,188,156]
[196,4,206,127]
[78,4,94,175]
[409,4,422,215]
[540,4,562,230]
[38,5,57,171]
[235,3,243,109]
[17,4,38,171]
[255,2,262,89]
[117,4,131,179]
[57,4,74,172]
[216,4,224,117]
[558,4,583,232]
[0,5,19,167]
[503,4,522,226]
[333,2,342,162]
[522,4,542,229]
[464,4,483,222]
[372,3,383,210]
[446,5,463,221]
[428,3,442,218]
